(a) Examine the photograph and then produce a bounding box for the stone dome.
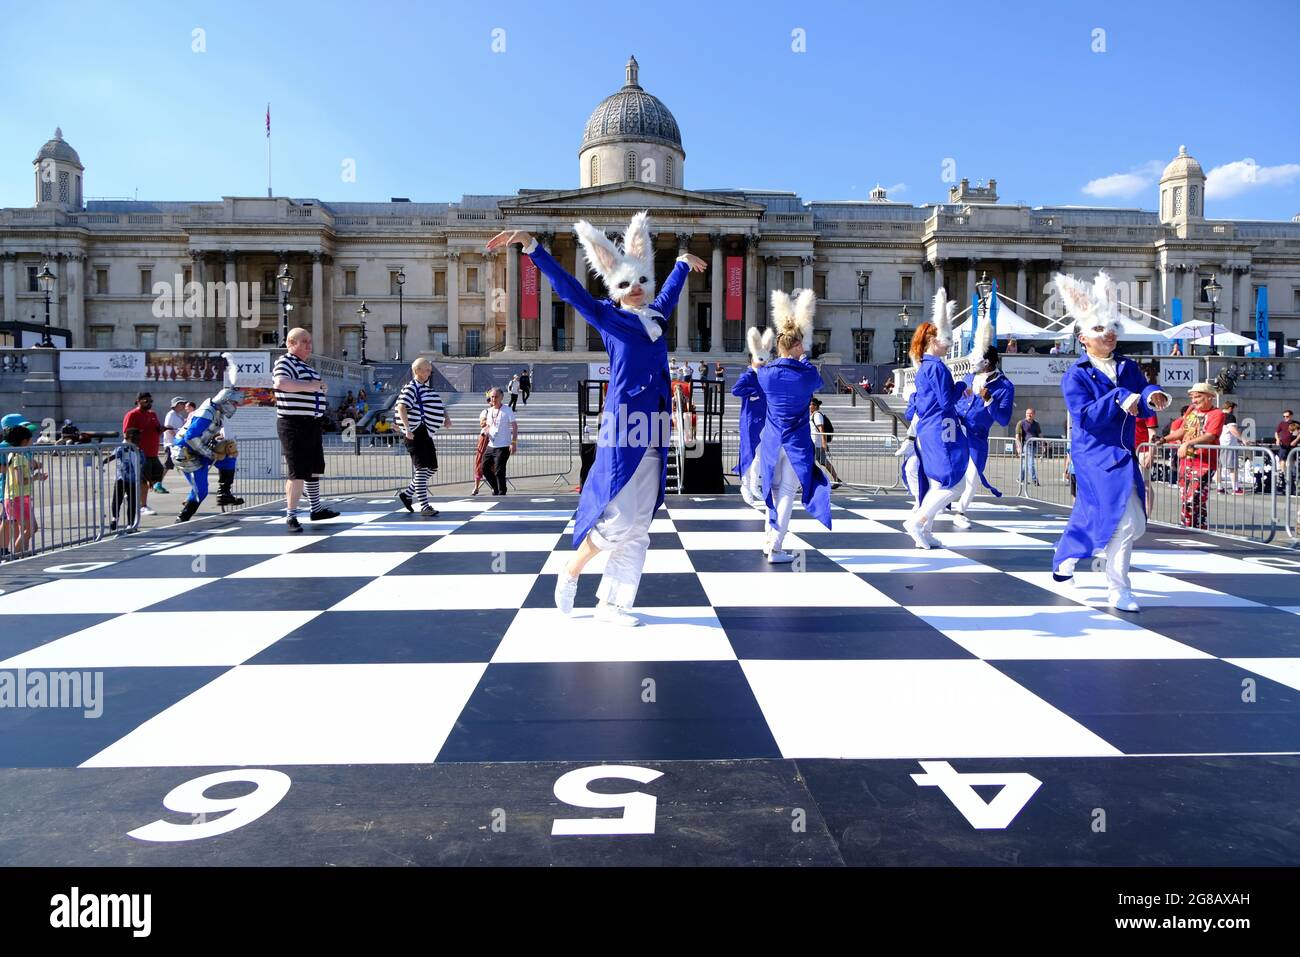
[1161,145,1203,182]
[33,127,83,167]
[581,56,683,154]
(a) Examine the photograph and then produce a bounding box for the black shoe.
[216,492,245,506]
[177,500,200,523]
[420,506,439,519]
[309,507,340,521]
[398,490,414,512]
[286,516,303,534]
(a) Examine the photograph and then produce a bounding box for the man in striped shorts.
[273,328,339,533]
[395,356,451,518]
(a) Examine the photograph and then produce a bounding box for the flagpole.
[266,103,272,198]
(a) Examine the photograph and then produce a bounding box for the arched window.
[626,150,637,182]
[590,154,599,186]
[666,155,675,187]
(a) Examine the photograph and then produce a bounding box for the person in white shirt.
[507,375,521,411]
[482,387,518,496]
[161,396,188,484]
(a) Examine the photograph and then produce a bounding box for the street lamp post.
[1205,273,1222,355]
[277,263,294,347]
[356,301,371,365]
[36,263,56,347]
[896,304,910,365]
[395,268,406,362]
[856,270,868,364]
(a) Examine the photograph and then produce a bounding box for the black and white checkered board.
[1,493,1299,865]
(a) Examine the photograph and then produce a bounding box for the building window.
[1293,289,1300,313]
[41,178,52,202]
[26,266,39,292]
[178,326,193,348]
[1135,279,1150,310]
[344,269,357,296]
[465,328,482,357]
[389,270,403,296]
[783,270,795,293]
[429,328,448,356]
[626,150,637,182]
[901,275,914,301]
[1199,276,1215,303]
[1173,186,1184,217]
[140,269,153,295]
[341,327,360,361]
[383,327,402,360]
[590,154,599,186]
[811,330,831,360]
[814,273,827,299]
[857,274,870,300]
[466,267,479,294]
[666,155,674,187]
[95,268,108,295]
[90,325,113,349]
[434,270,446,297]
[58,171,70,204]
[893,328,911,366]
[262,270,276,296]
[852,328,872,364]
[183,268,192,287]
[135,326,158,350]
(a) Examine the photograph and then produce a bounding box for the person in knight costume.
[950,315,1016,528]
[1051,270,1170,612]
[901,289,970,549]
[755,289,832,562]
[171,387,248,522]
[731,326,775,509]
[487,213,707,627]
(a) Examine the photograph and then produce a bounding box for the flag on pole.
[266,103,271,138]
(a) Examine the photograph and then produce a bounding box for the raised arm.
[1062,369,1132,432]
[731,366,761,399]
[650,259,691,317]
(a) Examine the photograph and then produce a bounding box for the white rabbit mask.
[746,326,775,364]
[573,211,657,305]
[1052,270,1122,340]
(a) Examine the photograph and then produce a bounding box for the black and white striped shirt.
[273,353,323,418]
[396,379,446,431]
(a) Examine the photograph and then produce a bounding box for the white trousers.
[587,448,661,609]
[955,458,981,514]
[739,455,764,507]
[1057,489,1145,594]
[915,478,958,526]
[764,447,800,551]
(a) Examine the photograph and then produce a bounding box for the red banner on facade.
[725,256,743,321]
[519,254,539,321]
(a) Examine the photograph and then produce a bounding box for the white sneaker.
[767,549,795,564]
[1108,589,1141,613]
[595,603,641,627]
[951,512,972,530]
[139,506,156,516]
[902,517,931,550]
[554,573,579,616]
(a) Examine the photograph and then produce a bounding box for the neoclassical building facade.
[3,56,1299,366]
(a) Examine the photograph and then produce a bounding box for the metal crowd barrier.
[0,441,137,564]
[721,430,902,492]
[1285,447,1299,544]
[1015,437,1073,507]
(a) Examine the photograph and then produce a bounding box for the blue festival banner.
[1253,285,1269,357]
[988,280,1000,347]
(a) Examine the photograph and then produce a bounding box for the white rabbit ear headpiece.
[1052,270,1120,338]
[969,305,995,370]
[573,210,656,302]
[931,288,953,347]
[746,326,775,363]
[772,288,816,342]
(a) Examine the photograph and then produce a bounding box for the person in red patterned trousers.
[1160,382,1224,530]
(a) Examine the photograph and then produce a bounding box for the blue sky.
[3,0,1298,219]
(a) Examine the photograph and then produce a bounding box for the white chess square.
[697,571,896,607]
[80,663,486,767]
[336,520,464,536]
[1222,658,1300,692]
[466,509,576,522]
[0,578,217,615]
[1014,571,1262,608]
[0,610,320,668]
[421,533,562,553]
[228,552,416,578]
[1130,550,1300,576]
[742,659,1122,759]
[789,518,894,534]
[541,550,694,575]
[665,507,766,522]
[157,536,317,555]
[922,531,1054,550]
[329,574,538,610]
[295,511,393,525]
[907,606,1213,660]
[819,549,999,574]
[492,607,734,663]
[676,531,813,551]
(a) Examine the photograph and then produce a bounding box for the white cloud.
[886,182,907,196]
[1081,161,1164,199]
[1205,159,1300,199]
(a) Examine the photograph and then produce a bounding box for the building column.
[675,232,691,352]
[965,263,976,307]
[321,255,334,357]
[1238,267,1253,337]
[224,253,238,347]
[1015,259,1027,308]
[2,254,16,324]
[1218,267,1234,332]
[1182,264,1198,316]
[310,253,323,351]
[710,233,723,348]
[763,255,779,329]
[538,234,554,352]
[744,235,760,328]
[505,244,518,352]
[66,254,85,348]
[934,258,945,298]
[447,250,461,356]
[186,251,203,348]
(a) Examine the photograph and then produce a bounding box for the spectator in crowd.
[1161,382,1224,529]
[161,396,187,488]
[1169,341,1183,357]
[394,356,449,518]
[472,389,491,495]
[715,361,725,382]
[58,420,79,444]
[1016,407,1042,485]
[519,368,531,405]
[102,426,143,531]
[1006,337,1019,354]
[809,397,843,489]
[1218,400,1247,494]
[883,374,895,395]
[507,373,521,411]
[3,424,47,555]
[122,392,164,516]
[1287,419,1300,494]
[355,389,369,418]
[273,327,339,533]
[1049,341,1061,355]
[0,415,38,559]
[481,387,518,496]
[858,375,872,393]
[1277,409,1295,452]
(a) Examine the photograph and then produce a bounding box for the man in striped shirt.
[394,357,450,517]
[273,328,339,533]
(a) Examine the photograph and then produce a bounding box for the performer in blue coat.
[1050,271,1170,611]
[902,289,970,549]
[732,326,773,509]
[951,333,1016,528]
[171,388,247,522]
[488,214,707,627]
[755,289,832,562]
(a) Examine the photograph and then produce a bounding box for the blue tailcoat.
[730,366,766,477]
[902,390,928,507]
[527,243,689,547]
[912,354,970,489]
[755,357,832,529]
[1053,352,1164,571]
[956,371,1016,497]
